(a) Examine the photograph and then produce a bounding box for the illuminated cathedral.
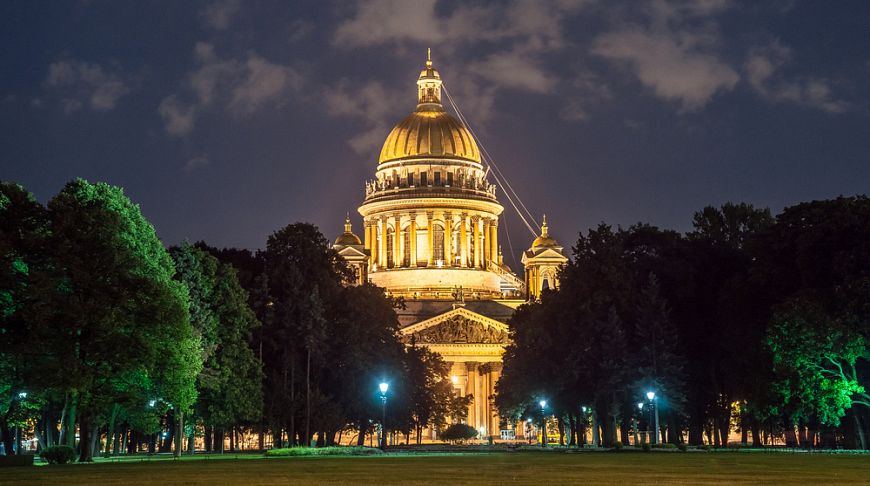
[333,53,567,441]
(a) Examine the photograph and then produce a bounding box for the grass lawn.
[3,452,869,485]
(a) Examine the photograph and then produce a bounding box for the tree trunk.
[78,410,92,462]
[619,414,630,445]
[174,410,184,457]
[557,416,565,446]
[783,416,798,447]
[258,422,265,451]
[567,414,577,447]
[0,418,13,455]
[591,410,600,447]
[305,348,311,447]
[289,363,296,447]
[687,412,703,446]
[855,413,867,450]
[65,391,78,449]
[357,419,366,446]
[750,419,761,447]
[104,404,119,457]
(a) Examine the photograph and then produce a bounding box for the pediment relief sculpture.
[407,315,509,344]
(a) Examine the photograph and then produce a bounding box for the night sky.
[2,1,868,268]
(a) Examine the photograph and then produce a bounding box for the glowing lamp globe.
[379,382,389,394]
[646,391,656,401]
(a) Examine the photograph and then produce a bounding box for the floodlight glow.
[379,382,389,394]
[18,392,27,399]
[451,375,459,385]
[646,391,656,401]
[539,400,547,409]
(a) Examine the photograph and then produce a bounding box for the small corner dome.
[531,215,558,248]
[335,216,362,245]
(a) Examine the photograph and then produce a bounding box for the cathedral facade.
[333,54,567,441]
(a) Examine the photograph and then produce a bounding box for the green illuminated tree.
[0,182,49,454]
[42,179,199,461]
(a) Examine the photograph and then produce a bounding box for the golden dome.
[378,51,480,165]
[379,110,480,164]
[532,215,558,248]
[335,216,362,245]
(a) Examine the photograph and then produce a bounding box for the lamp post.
[379,382,389,451]
[636,402,643,446]
[526,418,532,444]
[539,400,548,448]
[646,391,658,445]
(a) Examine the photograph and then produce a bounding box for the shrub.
[440,424,479,444]
[652,443,678,450]
[613,441,623,451]
[641,442,651,452]
[40,445,76,464]
[265,446,382,457]
[677,443,688,452]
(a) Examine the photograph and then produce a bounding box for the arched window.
[386,227,395,268]
[433,224,445,264]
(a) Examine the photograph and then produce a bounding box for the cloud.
[334,0,442,46]
[183,155,210,171]
[468,51,557,94]
[158,42,303,135]
[593,27,739,111]
[558,74,613,121]
[228,55,303,116]
[158,95,196,137]
[324,80,398,154]
[45,60,130,112]
[329,0,591,143]
[200,0,240,30]
[745,41,847,113]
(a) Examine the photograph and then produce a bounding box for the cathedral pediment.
[400,307,510,345]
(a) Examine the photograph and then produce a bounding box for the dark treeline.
[0,179,463,460]
[497,199,869,449]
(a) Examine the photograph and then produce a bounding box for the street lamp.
[539,400,548,448]
[647,391,659,445]
[379,382,389,451]
[526,418,533,444]
[635,402,644,446]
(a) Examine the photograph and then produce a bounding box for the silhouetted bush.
[40,445,75,464]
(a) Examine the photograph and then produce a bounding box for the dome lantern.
[417,48,442,109]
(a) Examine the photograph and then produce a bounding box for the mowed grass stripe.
[3,452,869,485]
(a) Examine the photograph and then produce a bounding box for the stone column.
[409,213,417,268]
[393,215,401,268]
[370,220,378,268]
[426,212,434,267]
[483,218,491,266]
[489,219,498,266]
[364,221,371,252]
[472,216,481,268]
[476,363,487,435]
[459,214,468,268]
[489,362,502,438]
[465,362,479,427]
[379,218,387,269]
[444,212,453,267]
[364,221,372,269]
